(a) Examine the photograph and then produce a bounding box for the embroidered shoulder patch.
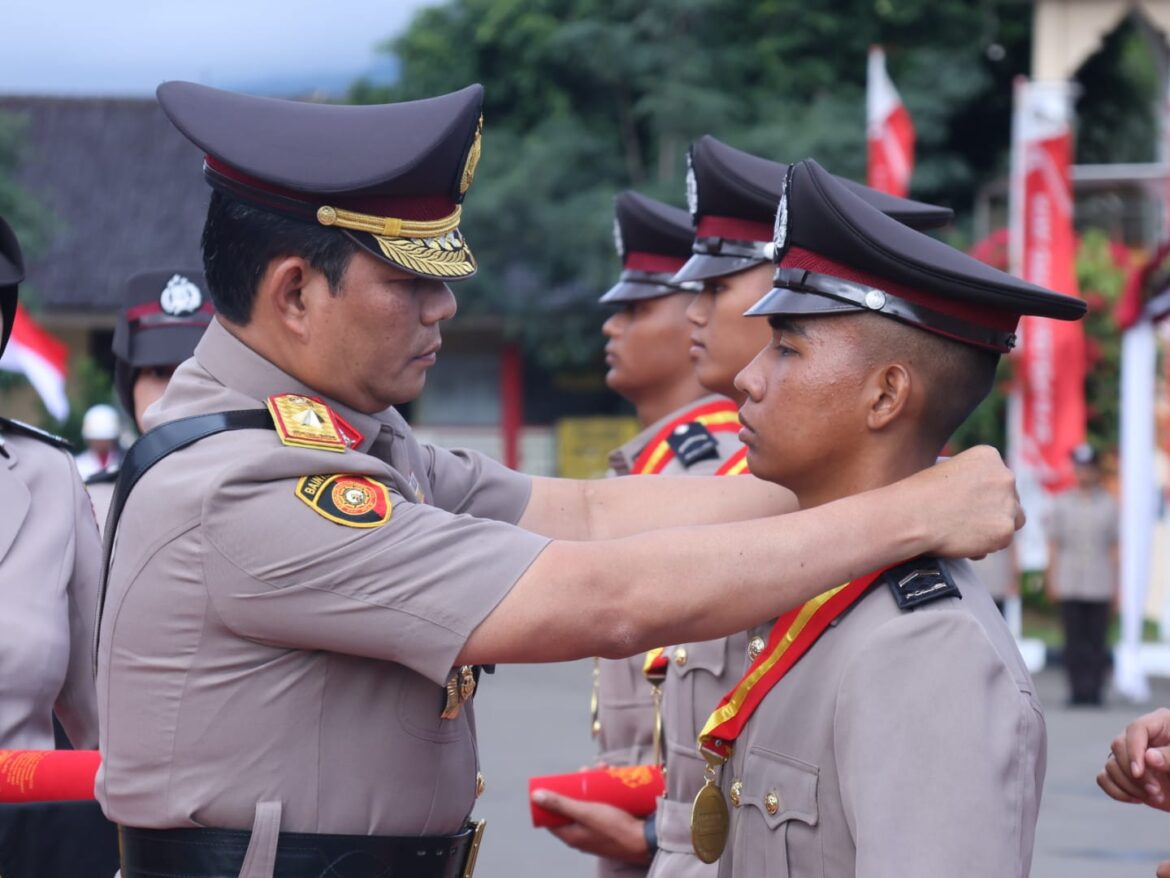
[266,394,363,453]
[665,421,720,468]
[295,474,392,528]
[883,557,961,611]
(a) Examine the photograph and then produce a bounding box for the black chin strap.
[94,409,275,668]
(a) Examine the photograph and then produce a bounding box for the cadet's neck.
[794,440,939,513]
[631,375,716,428]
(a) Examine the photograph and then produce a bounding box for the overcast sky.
[2,0,441,96]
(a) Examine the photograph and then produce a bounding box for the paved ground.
[469,660,1170,877]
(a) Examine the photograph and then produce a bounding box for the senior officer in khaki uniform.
[85,269,213,534]
[540,172,952,877]
[96,83,1025,878]
[697,160,1084,877]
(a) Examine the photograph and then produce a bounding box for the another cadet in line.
[702,159,1082,877]
[96,83,1023,878]
[85,269,214,534]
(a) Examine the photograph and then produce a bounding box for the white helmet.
[81,404,121,441]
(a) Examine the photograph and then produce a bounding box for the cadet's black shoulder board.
[85,466,120,486]
[666,421,720,468]
[883,557,961,611]
[0,417,73,450]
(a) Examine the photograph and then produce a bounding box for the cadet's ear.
[256,256,313,341]
[866,362,912,431]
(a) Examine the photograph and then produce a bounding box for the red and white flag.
[1008,78,1086,494]
[866,45,915,197]
[0,303,70,421]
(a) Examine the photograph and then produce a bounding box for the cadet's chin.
[744,447,786,487]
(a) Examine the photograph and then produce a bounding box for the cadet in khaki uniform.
[96,83,1025,878]
[85,269,213,534]
[694,160,1085,877]
[537,164,951,876]
[0,216,101,751]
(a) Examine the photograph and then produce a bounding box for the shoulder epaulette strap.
[632,399,739,475]
[0,417,73,451]
[85,466,120,486]
[883,557,962,611]
[95,408,275,667]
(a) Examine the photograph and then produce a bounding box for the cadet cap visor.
[156,81,484,281]
[601,191,700,304]
[746,159,1087,353]
[672,135,953,286]
[0,216,25,358]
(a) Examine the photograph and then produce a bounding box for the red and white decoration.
[866,45,916,198]
[0,303,70,421]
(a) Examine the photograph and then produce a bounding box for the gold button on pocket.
[673,647,688,667]
[729,780,743,807]
[764,791,780,815]
[747,636,766,662]
[476,772,486,797]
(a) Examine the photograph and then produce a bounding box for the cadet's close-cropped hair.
[201,191,358,326]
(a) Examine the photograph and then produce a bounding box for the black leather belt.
[119,820,484,878]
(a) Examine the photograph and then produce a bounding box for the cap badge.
[771,165,794,261]
[459,114,484,196]
[295,474,392,528]
[685,152,700,220]
[863,290,887,310]
[159,274,203,316]
[612,216,625,259]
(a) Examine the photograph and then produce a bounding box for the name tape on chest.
[267,394,364,452]
[883,558,961,611]
[295,474,392,528]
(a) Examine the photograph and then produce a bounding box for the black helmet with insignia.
[0,215,24,358]
[746,158,1086,352]
[112,269,213,416]
[600,191,698,304]
[156,81,485,280]
[673,135,954,285]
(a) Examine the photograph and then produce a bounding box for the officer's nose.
[686,290,712,327]
[734,350,767,402]
[423,282,457,325]
[601,311,623,339]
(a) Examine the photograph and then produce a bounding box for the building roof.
[0,96,207,322]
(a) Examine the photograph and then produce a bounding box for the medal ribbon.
[632,399,740,475]
[698,566,892,763]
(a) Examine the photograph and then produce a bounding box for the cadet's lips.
[738,410,756,445]
[689,334,707,359]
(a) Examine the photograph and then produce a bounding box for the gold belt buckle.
[462,819,487,878]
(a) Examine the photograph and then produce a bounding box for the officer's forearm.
[518,473,797,541]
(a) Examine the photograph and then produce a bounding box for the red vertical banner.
[866,45,915,197]
[1009,78,1086,493]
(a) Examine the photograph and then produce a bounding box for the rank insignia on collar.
[295,474,392,528]
[267,394,363,452]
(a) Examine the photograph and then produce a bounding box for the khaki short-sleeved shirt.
[717,561,1046,878]
[1047,487,1119,601]
[597,398,744,878]
[97,319,549,836]
[0,426,101,750]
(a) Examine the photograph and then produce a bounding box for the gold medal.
[690,779,729,864]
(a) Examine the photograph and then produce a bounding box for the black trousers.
[1060,599,1111,704]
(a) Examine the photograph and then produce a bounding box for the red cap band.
[624,251,687,273]
[696,215,773,243]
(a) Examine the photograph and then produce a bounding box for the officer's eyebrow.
[767,317,809,338]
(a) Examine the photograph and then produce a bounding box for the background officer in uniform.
[86,269,214,533]
[706,159,1084,877]
[96,83,1024,878]
[0,215,116,878]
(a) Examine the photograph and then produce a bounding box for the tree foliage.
[351,0,1033,367]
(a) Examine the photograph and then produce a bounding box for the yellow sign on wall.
[556,416,640,479]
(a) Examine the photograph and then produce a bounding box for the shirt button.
[765,791,780,815]
[747,636,766,662]
[729,780,743,807]
[476,772,486,797]
[673,647,688,667]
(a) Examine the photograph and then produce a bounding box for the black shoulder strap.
[0,416,74,450]
[883,556,962,611]
[95,409,274,665]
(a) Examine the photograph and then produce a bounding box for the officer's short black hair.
[201,191,359,325]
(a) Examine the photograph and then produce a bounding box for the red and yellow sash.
[632,399,740,475]
[698,566,891,764]
[642,646,669,683]
[714,446,749,476]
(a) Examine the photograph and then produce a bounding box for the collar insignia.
[267,394,361,453]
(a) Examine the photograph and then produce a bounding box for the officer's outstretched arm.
[518,471,795,540]
[460,447,1021,665]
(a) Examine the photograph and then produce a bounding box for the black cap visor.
[672,252,769,285]
[599,270,699,304]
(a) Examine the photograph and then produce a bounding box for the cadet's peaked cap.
[747,159,1086,352]
[157,81,485,281]
[674,135,953,284]
[600,192,699,304]
[0,215,24,358]
[112,269,213,416]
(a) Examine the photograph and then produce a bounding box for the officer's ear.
[864,361,913,432]
[257,256,315,342]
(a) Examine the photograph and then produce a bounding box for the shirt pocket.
[730,747,820,878]
[669,638,730,745]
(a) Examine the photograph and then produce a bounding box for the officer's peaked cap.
[601,191,698,304]
[747,159,1086,352]
[157,81,485,281]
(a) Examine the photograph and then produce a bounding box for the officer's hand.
[532,789,652,864]
[1097,709,1170,811]
[914,446,1023,559]
[1159,857,1170,878]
